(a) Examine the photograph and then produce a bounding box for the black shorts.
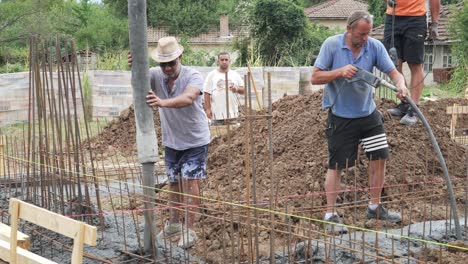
[326,110,389,170]
[383,15,427,64]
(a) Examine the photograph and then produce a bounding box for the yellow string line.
[1,153,467,251]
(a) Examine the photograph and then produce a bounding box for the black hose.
[404,97,462,239]
[378,79,462,239]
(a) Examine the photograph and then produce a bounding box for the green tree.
[448,2,468,93]
[105,0,220,37]
[0,0,59,44]
[0,0,60,71]
[148,0,219,36]
[55,1,128,51]
[246,0,331,66]
[442,0,463,4]
[368,0,386,27]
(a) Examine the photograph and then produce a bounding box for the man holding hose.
[311,11,409,234]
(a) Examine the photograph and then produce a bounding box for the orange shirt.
[386,0,427,16]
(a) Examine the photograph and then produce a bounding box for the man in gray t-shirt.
[131,36,209,249]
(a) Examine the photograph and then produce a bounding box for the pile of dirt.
[89,92,467,262]
[86,105,162,157]
[204,92,466,200]
[198,92,467,262]
[89,92,467,206]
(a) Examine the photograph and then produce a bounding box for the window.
[424,45,434,72]
[442,45,453,68]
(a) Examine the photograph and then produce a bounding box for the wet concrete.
[276,218,467,263]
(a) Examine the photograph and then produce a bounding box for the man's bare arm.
[147,87,200,108]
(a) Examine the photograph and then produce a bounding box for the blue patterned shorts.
[164,145,208,183]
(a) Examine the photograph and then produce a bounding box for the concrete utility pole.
[127,0,160,257]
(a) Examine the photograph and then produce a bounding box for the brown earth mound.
[89,92,467,261]
[86,105,161,157]
[205,93,466,199]
[198,93,467,262]
[89,92,467,205]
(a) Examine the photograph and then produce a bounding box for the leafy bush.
[95,50,129,70]
[236,0,332,66]
[368,0,386,27]
[0,63,27,74]
[54,1,128,52]
[447,3,468,94]
[0,47,28,73]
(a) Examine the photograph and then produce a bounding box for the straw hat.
[151,36,184,63]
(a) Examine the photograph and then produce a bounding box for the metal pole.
[128,0,160,257]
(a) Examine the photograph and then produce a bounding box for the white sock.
[324,212,338,220]
[368,203,379,210]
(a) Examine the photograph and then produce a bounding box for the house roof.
[304,0,368,20]
[371,3,463,43]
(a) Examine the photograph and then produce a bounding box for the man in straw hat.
[129,36,209,248]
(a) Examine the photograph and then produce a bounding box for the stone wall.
[0,67,323,125]
[2,63,439,126]
[0,72,83,126]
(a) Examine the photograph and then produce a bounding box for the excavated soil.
[87,105,162,158]
[89,92,467,262]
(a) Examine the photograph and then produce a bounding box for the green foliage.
[294,0,326,8]
[368,0,386,27]
[0,0,57,45]
[243,0,332,66]
[0,0,128,68]
[442,0,463,4]
[82,70,93,121]
[177,38,217,66]
[147,0,219,37]
[447,2,468,94]
[55,1,128,52]
[95,50,130,70]
[106,0,221,37]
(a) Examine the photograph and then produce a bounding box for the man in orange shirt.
[384,0,440,125]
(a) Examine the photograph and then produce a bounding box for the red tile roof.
[305,0,368,19]
[371,3,463,43]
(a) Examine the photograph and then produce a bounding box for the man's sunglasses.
[159,59,178,68]
[348,14,370,26]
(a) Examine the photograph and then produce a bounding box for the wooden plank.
[71,223,85,264]
[0,240,56,264]
[0,135,4,176]
[453,136,468,145]
[0,223,30,250]
[8,199,97,246]
[446,105,468,114]
[9,199,19,264]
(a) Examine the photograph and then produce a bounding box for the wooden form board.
[0,222,30,250]
[0,198,97,264]
[446,104,468,145]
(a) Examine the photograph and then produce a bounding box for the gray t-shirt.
[150,66,210,150]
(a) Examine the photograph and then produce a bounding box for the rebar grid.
[0,37,467,263]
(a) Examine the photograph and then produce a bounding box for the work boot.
[400,108,418,126]
[387,102,410,118]
[367,204,401,223]
[325,214,348,234]
[178,228,197,249]
[163,221,182,236]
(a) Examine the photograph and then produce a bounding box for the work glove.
[428,21,439,41]
[387,0,396,8]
